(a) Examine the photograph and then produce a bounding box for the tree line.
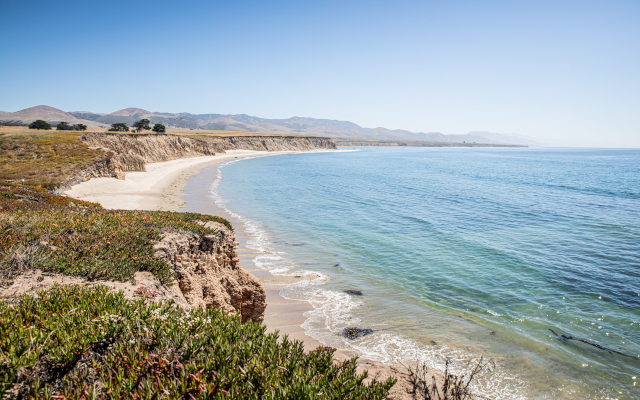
[28,120,87,131]
[26,119,166,133]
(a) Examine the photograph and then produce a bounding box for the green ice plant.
[1,286,395,399]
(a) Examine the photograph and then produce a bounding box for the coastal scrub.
[0,182,232,284]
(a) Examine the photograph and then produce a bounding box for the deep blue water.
[207,148,639,399]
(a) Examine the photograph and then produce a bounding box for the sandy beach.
[64,149,414,398]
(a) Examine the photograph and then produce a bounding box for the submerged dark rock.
[342,327,374,340]
[344,290,363,296]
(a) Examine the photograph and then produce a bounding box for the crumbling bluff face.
[154,221,266,323]
[207,136,337,152]
[81,133,216,164]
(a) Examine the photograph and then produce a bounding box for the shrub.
[407,359,486,400]
[0,121,28,127]
[152,123,166,133]
[0,285,395,399]
[28,120,51,130]
[108,123,129,132]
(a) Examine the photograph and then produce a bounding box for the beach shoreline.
[64,149,415,398]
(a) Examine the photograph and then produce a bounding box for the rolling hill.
[1,106,107,128]
[1,105,536,145]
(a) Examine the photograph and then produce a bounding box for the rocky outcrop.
[153,221,266,323]
[0,221,266,323]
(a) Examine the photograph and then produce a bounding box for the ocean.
[182,147,640,399]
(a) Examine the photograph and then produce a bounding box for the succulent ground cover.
[1,285,395,399]
[0,129,107,189]
[0,182,232,285]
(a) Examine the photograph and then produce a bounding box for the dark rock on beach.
[343,327,374,340]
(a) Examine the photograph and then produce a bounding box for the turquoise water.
[188,148,640,399]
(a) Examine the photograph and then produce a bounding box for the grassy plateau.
[0,128,107,189]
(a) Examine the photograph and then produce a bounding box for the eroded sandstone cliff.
[207,136,336,152]
[154,221,266,323]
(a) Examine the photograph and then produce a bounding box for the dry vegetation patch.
[0,182,232,286]
[0,128,107,189]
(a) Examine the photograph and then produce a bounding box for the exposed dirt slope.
[81,133,216,163]
[208,135,336,152]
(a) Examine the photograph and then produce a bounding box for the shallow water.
[183,148,640,399]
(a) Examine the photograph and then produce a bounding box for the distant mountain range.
[0,105,543,146]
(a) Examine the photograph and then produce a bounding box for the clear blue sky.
[1,0,638,147]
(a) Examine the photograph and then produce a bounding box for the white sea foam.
[207,159,528,400]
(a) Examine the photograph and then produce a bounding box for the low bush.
[0,121,28,127]
[153,123,166,133]
[1,285,395,399]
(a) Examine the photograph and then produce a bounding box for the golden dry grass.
[0,127,107,189]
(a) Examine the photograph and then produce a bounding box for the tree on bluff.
[108,123,129,132]
[57,122,88,131]
[56,122,71,130]
[132,119,151,133]
[152,123,166,134]
[29,120,51,130]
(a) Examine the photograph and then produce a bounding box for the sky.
[1,0,639,147]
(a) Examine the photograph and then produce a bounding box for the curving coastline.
[62,142,419,399]
[58,133,336,191]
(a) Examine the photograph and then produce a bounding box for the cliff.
[154,221,266,323]
[57,133,335,191]
[81,133,216,163]
[207,136,336,152]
